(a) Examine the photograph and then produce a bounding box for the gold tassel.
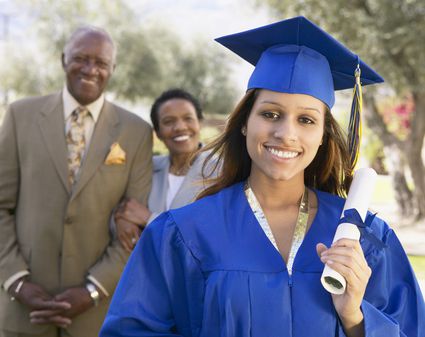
[348,64,363,173]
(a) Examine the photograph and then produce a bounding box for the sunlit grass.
[409,255,425,282]
[372,175,394,203]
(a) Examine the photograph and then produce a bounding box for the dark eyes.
[72,56,110,69]
[261,111,280,120]
[162,119,174,126]
[162,116,194,126]
[260,111,315,124]
[96,61,110,69]
[299,117,315,124]
[73,56,85,63]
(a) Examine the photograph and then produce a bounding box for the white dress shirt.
[166,173,186,210]
[63,85,104,151]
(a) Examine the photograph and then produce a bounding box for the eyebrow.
[160,112,195,121]
[259,100,322,114]
[300,107,322,114]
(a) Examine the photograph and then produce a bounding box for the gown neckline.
[239,182,324,274]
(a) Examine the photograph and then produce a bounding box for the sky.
[0,0,351,115]
[0,0,275,119]
[132,0,272,40]
[0,0,272,91]
[131,0,273,94]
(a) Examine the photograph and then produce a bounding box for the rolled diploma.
[321,168,377,295]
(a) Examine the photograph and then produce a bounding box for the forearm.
[0,212,29,285]
[125,128,152,203]
[339,310,365,337]
[87,237,129,294]
[0,106,27,284]
[3,271,29,293]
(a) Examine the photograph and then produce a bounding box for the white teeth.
[173,135,190,142]
[267,147,298,159]
[81,78,96,84]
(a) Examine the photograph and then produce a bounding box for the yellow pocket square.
[105,142,126,165]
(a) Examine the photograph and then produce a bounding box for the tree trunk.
[363,94,416,218]
[383,145,413,217]
[405,91,425,219]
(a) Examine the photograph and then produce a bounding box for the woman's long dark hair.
[198,89,352,199]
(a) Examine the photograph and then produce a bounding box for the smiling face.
[62,31,115,105]
[156,98,201,156]
[245,90,325,184]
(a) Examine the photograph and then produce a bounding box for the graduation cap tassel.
[348,64,363,172]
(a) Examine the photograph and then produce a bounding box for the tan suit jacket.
[0,92,152,336]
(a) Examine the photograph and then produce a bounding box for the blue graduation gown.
[100,182,425,337]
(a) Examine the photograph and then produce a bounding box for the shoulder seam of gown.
[167,212,205,273]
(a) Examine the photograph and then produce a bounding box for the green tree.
[257,0,425,220]
[169,40,237,115]
[2,0,237,115]
[110,26,178,101]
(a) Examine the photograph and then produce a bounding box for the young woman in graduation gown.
[100,17,425,337]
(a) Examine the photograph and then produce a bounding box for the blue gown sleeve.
[337,227,425,337]
[100,212,205,337]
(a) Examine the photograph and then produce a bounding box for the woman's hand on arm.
[115,198,152,252]
[115,217,141,253]
[116,198,152,225]
[317,239,371,337]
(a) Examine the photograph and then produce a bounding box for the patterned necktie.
[67,107,89,186]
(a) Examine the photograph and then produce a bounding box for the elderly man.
[0,26,152,337]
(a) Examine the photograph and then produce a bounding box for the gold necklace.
[245,182,309,275]
[169,164,189,176]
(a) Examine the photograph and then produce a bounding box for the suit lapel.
[170,153,202,208]
[38,92,70,194]
[71,101,119,200]
[151,156,169,211]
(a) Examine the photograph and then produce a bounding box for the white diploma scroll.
[321,168,377,295]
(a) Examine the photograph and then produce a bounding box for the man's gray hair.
[63,26,117,64]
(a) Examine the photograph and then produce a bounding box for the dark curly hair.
[150,88,203,133]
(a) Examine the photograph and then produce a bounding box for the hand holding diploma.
[316,168,378,333]
[317,237,372,334]
[319,168,378,295]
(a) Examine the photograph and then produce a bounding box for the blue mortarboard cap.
[215,16,384,108]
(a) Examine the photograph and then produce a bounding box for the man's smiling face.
[62,31,115,105]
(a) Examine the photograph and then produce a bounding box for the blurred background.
[0,0,424,287]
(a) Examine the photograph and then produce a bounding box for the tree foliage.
[1,0,237,114]
[260,0,425,92]
[170,40,237,115]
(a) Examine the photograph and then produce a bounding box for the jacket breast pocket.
[95,164,129,197]
[100,163,127,171]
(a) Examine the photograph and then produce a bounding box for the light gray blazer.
[147,151,215,222]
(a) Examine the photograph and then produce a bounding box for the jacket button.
[64,217,72,225]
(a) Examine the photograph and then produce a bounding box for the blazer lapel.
[38,92,70,194]
[71,101,119,200]
[170,152,205,209]
[149,156,169,212]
